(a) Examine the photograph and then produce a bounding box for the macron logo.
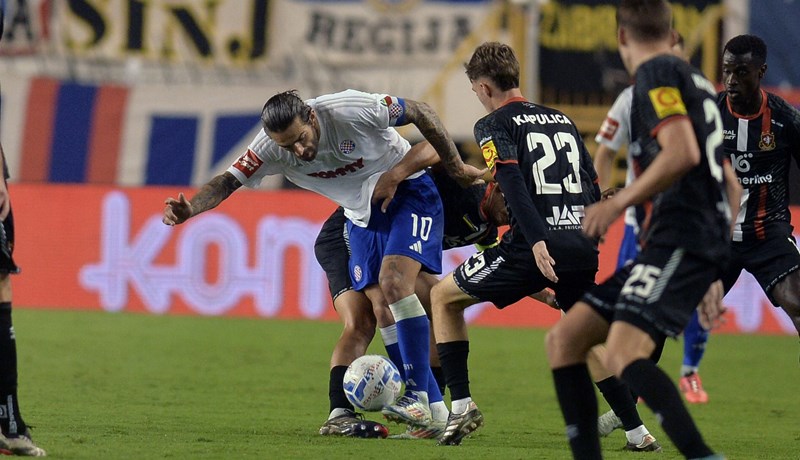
[408,241,422,254]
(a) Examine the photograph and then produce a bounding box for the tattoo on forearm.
[409,102,462,172]
[191,174,239,215]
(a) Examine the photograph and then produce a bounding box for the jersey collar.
[500,96,528,108]
[726,88,767,120]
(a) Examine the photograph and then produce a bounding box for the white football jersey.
[594,85,637,228]
[227,89,422,227]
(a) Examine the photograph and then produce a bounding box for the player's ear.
[481,82,492,99]
[758,63,767,79]
[669,29,679,47]
[617,27,627,47]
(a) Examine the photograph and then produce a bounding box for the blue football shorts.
[347,174,443,291]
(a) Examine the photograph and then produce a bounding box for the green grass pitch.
[12,308,799,459]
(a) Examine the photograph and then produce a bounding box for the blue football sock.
[389,294,430,395]
[379,325,406,381]
[427,366,443,404]
[682,310,709,374]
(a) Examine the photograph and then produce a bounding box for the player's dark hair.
[261,90,312,133]
[464,42,520,91]
[723,34,767,66]
[617,0,672,43]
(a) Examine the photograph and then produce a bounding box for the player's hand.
[452,163,488,188]
[372,170,403,213]
[583,198,624,239]
[529,288,559,310]
[697,280,726,330]
[163,192,193,226]
[600,187,623,201]
[533,241,558,283]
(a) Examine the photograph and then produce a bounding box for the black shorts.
[0,207,18,274]
[314,208,351,301]
[722,235,800,307]
[452,241,596,310]
[583,245,722,342]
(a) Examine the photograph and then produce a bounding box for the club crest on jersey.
[381,95,405,123]
[339,139,356,155]
[648,87,687,119]
[759,131,776,151]
[233,149,263,178]
[480,140,498,170]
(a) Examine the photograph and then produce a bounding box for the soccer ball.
[343,355,403,411]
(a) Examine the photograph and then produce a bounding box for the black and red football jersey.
[629,54,731,259]
[717,89,800,242]
[474,98,599,270]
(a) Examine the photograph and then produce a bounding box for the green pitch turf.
[12,308,800,459]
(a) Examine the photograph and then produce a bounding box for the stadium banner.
[1,0,272,67]
[268,0,491,66]
[10,183,798,335]
[539,0,723,95]
[0,73,290,187]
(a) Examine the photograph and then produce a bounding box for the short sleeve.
[226,129,284,188]
[595,86,632,151]
[474,114,516,173]
[634,59,689,135]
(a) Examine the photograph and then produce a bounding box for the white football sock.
[451,397,473,415]
[625,425,650,444]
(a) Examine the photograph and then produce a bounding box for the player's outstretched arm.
[162,172,242,226]
[402,99,487,187]
[612,119,699,211]
[585,119,699,238]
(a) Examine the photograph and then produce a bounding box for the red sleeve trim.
[649,114,690,138]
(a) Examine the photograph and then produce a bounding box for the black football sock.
[649,336,666,364]
[595,376,642,431]
[621,359,714,458]
[436,341,471,401]
[329,365,353,413]
[552,364,601,460]
[431,366,447,397]
[0,303,25,436]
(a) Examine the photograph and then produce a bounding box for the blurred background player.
[0,4,47,457]
[0,148,46,459]
[716,34,800,343]
[593,34,713,407]
[317,142,506,439]
[432,42,659,451]
[546,0,737,458]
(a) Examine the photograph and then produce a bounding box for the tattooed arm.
[402,98,487,187]
[162,172,242,226]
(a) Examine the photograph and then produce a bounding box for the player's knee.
[378,278,412,304]
[343,314,376,339]
[544,324,575,365]
[773,273,800,310]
